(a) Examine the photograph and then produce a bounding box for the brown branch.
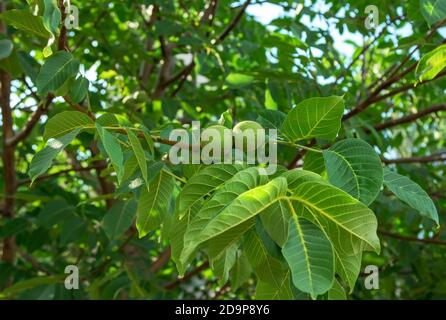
[138,5,159,85]
[213,0,252,44]
[58,0,68,51]
[368,18,446,92]
[379,229,446,246]
[162,61,195,89]
[344,68,446,121]
[383,151,446,164]
[18,164,106,186]
[335,22,390,85]
[374,104,446,132]
[164,261,210,290]
[150,247,172,273]
[287,139,316,169]
[7,94,54,147]
[0,1,16,273]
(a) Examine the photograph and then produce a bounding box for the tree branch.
[383,151,446,164]
[374,104,446,131]
[379,229,446,246]
[7,94,54,147]
[213,0,252,44]
[17,164,106,186]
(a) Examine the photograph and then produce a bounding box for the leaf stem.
[276,140,323,153]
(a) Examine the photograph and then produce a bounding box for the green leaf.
[38,199,75,228]
[303,150,326,175]
[36,51,80,95]
[420,0,446,26]
[225,73,254,88]
[95,123,124,183]
[136,170,175,238]
[177,164,248,217]
[42,0,61,34]
[43,111,94,141]
[0,275,65,298]
[265,84,278,110]
[60,216,87,245]
[69,76,89,103]
[335,251,362,293]
[180,176,288,274]
[383,168,439,225]
[17,51,39,81]
[259,199,291,247]
[283,169,380,256]
[210,242,238,286]
[0,49,21,76]
[328,278,347,300]
[102,200,137,240]
[256,110,286,130]
[230,252,252,290]
[0,39,13,60]
[281,96,344,142]
[255,273,294,300]
[177,167,267,274]
[243,230,294,299]
[170,202,202,274]
[126,129,149,191]
[142,130,155,155]
[282,214,334,298]
[323,139,383,205]
[0,9,51,39]
[28,129,80,183]
[416,44,446,82]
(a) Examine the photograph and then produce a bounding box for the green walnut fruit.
[201,125,232,162]
[233,121,264,153]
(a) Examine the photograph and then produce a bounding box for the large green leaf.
[281,96,344,142]
[259,199,291,247]
[43,111,94,141]
[0,9,51,39]
[303,150,325,175]
[28,129,80,183]
[210,242,238,286]
[126,129,149,191]
[36,51,79,95]
[96,123,124,183]
[256,109,286,130]
[177,167,267,274]
[136,170,175,238]
[102,200,137,240]
[420,0,446,25]
[225,73,254,88]
[69,76,89,103]
[177,164,248,217]
[323,139,383,205]
[328,278,347,300]
[230,252,252,290]
[180,176,287,274]
[416,44,446,82]
[383,168,439,225]
[243,230,294,299]
[42,0,61,34]
[335,250,362,293]
[284,170,380,256]
[282,214,334,298]
[170,202,202,274]
[38,199,75,228]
